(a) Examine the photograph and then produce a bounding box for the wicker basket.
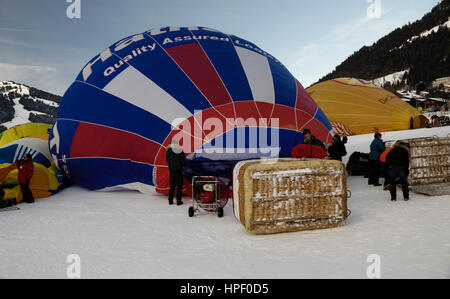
[232,159,348,235]
[408,137,450,186]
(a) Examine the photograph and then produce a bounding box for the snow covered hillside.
[319,1,450,91]
[371,70,409,87]
[0,127,449,279]
[0,81,60,131]
[402,17,450,47]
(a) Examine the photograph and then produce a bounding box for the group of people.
[1,130,411,208]
[291,129,348,162]
[165,129,350,205]
[297,129,411,202]
[165,129,410,205]
[368,133,410,202]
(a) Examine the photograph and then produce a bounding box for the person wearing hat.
[166,140,186,206]
[16,153,34,204]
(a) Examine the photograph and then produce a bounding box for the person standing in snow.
[368,132,385,187]
[16,154,34,204]
[166,140,186,206]
[385,141,410,202]
[328,134,347,161]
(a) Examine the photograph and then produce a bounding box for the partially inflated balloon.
[50,26,333,194]
[0,123,62,202]
[0,122,51,147]
[307,78,424,136]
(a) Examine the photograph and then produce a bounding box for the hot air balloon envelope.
[307,78,424,136]
[0,123,62,202]
[50,26,333,194]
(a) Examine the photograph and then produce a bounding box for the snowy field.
[0,127,449,279]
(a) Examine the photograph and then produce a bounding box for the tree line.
[318,0,450,88]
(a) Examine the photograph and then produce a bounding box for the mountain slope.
[318,0,450,88]
[0,81,61,133]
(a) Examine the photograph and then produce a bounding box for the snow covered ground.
[0,127,449,279]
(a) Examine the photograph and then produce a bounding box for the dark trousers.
[20,182,34,203]
[368,160,381,185]
[168,172,183,204]
[387,165,409,200]
[383,163,389,187]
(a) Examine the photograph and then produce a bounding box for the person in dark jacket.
[166,140,186,206]
[0,188,6,208]
[303,129,325,149]
[385,141,410,202]
[16,154,34,203]
[328,134,347,161]
[368,132,385,186]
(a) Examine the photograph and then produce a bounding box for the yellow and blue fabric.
[0,123,62,202]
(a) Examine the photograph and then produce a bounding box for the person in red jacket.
[16,153,34,203]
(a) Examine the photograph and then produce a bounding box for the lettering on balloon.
[82,27,285,82]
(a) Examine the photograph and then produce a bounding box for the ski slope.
[0,81,58,129]
[0,127,449,279]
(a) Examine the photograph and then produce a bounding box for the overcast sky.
[0,0,442,95]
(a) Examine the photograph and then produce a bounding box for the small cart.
[188,176,225,218]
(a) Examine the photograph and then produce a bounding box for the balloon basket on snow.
[189,176,226,218]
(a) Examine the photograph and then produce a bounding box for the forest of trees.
[29,87,61,104]
[318,0,450,88]
[0,94,15,125]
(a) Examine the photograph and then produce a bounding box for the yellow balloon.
[0,123,62,203]
[0,123,52,147]
[307,78,424,136]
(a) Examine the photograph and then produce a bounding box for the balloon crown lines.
[170,112,281,158]
[82,26,284,81]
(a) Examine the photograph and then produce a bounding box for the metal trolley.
[188,176,225,218]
